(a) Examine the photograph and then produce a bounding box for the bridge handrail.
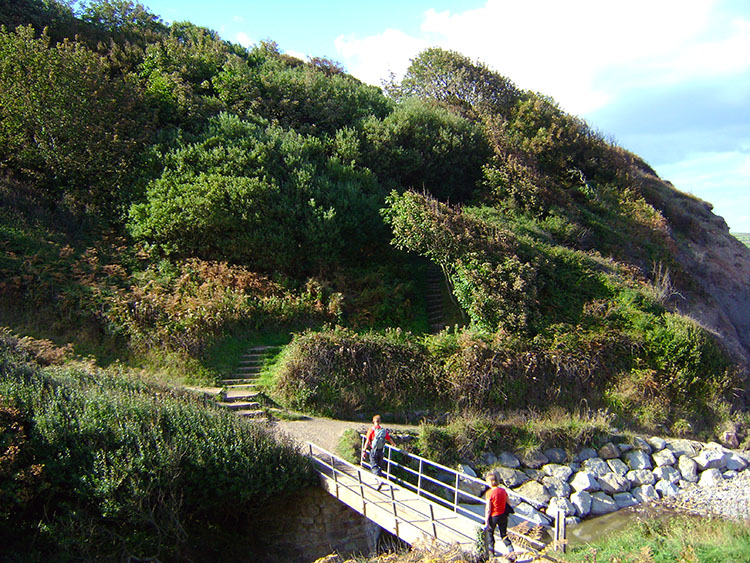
[360,435,552,549]
[307,441,477,546]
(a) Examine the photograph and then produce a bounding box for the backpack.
[371,427,387,451]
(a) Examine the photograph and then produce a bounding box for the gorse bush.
[0,330,316,560]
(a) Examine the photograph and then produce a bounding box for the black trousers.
[485,514,513,553]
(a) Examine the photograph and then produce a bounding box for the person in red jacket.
[363,414,395,490]
[484,470,515,558]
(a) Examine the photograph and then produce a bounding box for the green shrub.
[0,331,316,560]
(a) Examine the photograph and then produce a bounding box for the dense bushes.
[0,330,316,559]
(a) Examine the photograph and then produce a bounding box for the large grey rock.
[511,502,552,526]
[515,480,551,509]
[598,472,630,494]
[583,457,612,477]
[566,516,581,526]
[458,463,477,477]
[544,448,567,464]
[653,466,681,484]
[522,451,550,469]
[542,476,572,498]
[627,469,656,487]
[598,442,620,460]
[613,492,638,508]
[652,449,676,467]
[498,451,521,468]
[698,468,724,487]
[576,448,598,461]
[625,450,652,470]
[720,431,740,449]
[678,455,699,482]
[655,479,679,497]
[495,467,529,488]
[723,470,739,479]
[570,471,600,492]
[479,451,497,466]
[665,439,700,458]
[607,458,629,477]
[632,484,659,503]
[523,468,545,482]
[632,437,652,453]
[695,449,728,471]
[617,443,634,453]
[570,491,592,517]
[547,496,576,517]
[648,436,667,451]
[590,492,618,515]
[726,453,749,471]
[542,463,573,481]
[457,466,486,501]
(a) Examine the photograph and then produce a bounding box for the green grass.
[563,515,750,562]
[732,232,750,248]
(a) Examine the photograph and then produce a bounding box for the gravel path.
[656,470,750,521]
[274,416,418,455]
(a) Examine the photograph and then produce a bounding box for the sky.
[130,0,749,232]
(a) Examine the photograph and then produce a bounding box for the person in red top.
[363,414,395,490]
[484,470,515,558]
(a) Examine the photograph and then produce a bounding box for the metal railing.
[307,441,477,547]
[360,435,554,550]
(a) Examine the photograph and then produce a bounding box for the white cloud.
[232,15,245,23]
[284,49,309,62]
[334,0,749,114]
[236,31,253,48]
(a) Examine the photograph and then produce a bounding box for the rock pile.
[468,437,750,527]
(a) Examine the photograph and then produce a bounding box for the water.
[567,504,679,547]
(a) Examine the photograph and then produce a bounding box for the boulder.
[617,443,634,453]
[665,439,700,457]
[607,458,629,477]
[479,451,498,466]
[565,516,581,526]
[632,437,652,453]
[653,466,681,484]
[725,453,749,472]
[570,490,592,517]
[625,450,652,470]
[458,463,477,477]
[720,431,740,449]
[590,492,618,515]
[598,442,621,460]
[498,451,521,468]
[495,467,529,488]
[698,468,724,487]
[523,468,545,482]
[515,480,551,509]
[583,457,612,477]
[678,455,698,482]
[542,463,573,481]
[570,471,600,493]
[576,448,598,461]
[627,469,656,487]
[723,470,738,479]
[511,502,551,527]
[522,451,550,469]
[631,484,659,503]
[613,492,638,508]
[542,476,571,498]
[648,436,667,451]
[652,449,676,467]
[598,472,630,494]
[655,479,679,497]
[547,496,576,517]
[543,448,567,464]
[457,466,486,502]
[694,449,728,471]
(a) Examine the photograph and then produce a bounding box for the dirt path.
[273,415,419,455]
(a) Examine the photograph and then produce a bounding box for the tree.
[0,25,153,216]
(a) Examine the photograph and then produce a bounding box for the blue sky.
[126,0,749,232]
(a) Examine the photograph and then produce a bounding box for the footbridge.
[306,441,565,560]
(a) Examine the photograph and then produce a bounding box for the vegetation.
[1,1,748,556]
[0,329,315,560]
[733,233,750,248]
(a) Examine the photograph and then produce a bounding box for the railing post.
[331,454,339,497]
[429,503,437,539]
[417,458,423,497]
[386,445,393,480]
[357,470,366,516]
[453,472,459,512]
[554,509,567,553]
[390,482,398,538]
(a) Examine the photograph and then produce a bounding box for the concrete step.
[224,383,258,389]
[222,378,259,385]
[223,389,261,401]
[235,367,262,373]
[237,409,266,418]
[217,400,261,410]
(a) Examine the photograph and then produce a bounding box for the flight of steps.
[218,345,279,420]
[425,267,445,333]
